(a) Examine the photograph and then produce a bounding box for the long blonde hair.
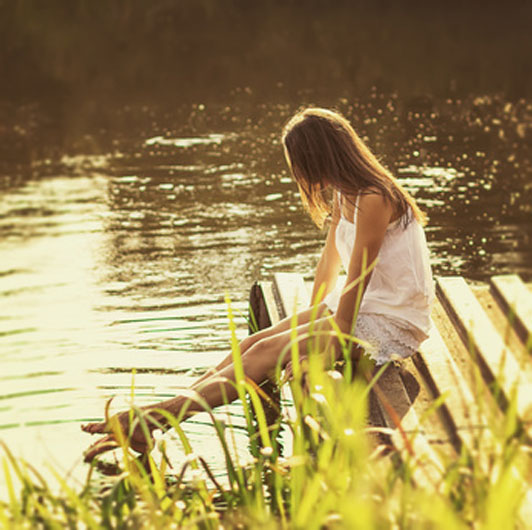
[282,107,426,228]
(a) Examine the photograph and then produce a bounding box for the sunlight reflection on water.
[0,173,254,490]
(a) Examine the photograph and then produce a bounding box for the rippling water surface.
[1,95,531,488]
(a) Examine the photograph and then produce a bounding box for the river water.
[1,94,531,488]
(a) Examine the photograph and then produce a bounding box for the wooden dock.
[249,273,532,503]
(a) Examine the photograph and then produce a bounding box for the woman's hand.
[81,408,158,462]
[284,356,311,392]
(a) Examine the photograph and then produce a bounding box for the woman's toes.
[81,422,107,434]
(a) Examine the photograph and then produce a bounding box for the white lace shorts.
[352,312,424,365]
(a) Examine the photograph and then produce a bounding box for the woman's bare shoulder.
[357,191,393,226]
[359,187,401,223]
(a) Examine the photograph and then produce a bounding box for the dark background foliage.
[1,0,531,168]
[2,1,531,102]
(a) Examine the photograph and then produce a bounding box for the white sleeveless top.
[323,194,434,339]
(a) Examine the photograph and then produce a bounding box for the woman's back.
[325,193,434,338]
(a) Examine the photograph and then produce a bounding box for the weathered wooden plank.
[419,307,532,522]
[430,281,532,521]
[437,277,532,435]
[414,317,492,461]
[372,364,445,488]
[490,274,532,347]
[399,357,455,453]
[472,285,529,364]
[273,272,310,316]
[429,292,504,420]
[257,281,282,325]
[419,281,532,520]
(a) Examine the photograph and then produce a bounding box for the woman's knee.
[241,325,275,353]
[240,334,256,353]
[245,335,283,366]
[250,337,296,379]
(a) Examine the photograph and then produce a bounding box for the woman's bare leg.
[82,310,337,460]
[193,302,330,386]
[178,313,336,412]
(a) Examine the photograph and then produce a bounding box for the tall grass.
[1,296,530,528]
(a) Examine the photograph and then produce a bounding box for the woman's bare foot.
[81,412,155,462]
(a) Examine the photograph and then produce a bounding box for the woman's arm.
[310,195,341,305]
[334,192,393,334]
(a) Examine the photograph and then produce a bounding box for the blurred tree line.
[0,0,530,166]
[1,0,531,104]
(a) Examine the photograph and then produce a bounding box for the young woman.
[82,107,434,460]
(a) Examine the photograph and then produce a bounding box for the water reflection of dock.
[249,272,532,506]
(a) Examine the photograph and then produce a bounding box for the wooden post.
[248,281,282,439]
